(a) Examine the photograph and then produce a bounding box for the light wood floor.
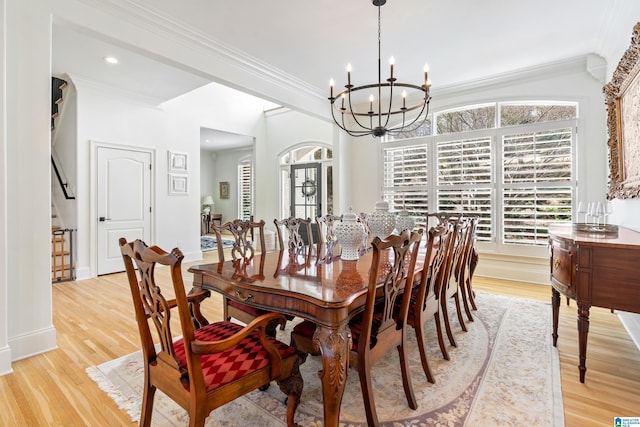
[1,251,639,426]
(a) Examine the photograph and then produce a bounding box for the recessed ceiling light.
[104,56,118,64]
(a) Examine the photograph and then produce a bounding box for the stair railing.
[51,154,75,200]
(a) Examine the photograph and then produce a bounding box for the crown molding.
[431,54,603,99]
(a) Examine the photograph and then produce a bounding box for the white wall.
[0,0,10,375]
[73,82,203,275]
[260,109,334,229]
[200,147,252,223]
[3,0,56,363]
[200,149,216,215]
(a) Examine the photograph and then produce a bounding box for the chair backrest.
[358,229,423,352]
[449,217,470,282]
[357,212,371,253]
[460,216,479,282]
[315,214,342,244]
[413,223,455,313]
[212,219,267,263]
[274,217,314,250]
[426,211,460,228]
[119,238,197,384]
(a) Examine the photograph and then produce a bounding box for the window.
[238,159,253,221]
[383,101,577,255]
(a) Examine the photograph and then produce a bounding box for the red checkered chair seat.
[173,321,296,392]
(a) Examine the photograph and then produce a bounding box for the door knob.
[99,217,111,222]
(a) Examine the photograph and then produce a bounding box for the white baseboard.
[8,326,57,362]
[0,345,13,376]
[75,266,91,281]
[617,311,640,352]
[475,253,549,284]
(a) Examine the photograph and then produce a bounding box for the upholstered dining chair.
[290,229,423,427]
[274,216,314,250]
[402,223,455,382]
[119,238,302,427]
[211,219,281,336]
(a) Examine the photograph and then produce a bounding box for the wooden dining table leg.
[312,323,352,427]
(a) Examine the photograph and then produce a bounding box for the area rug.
[86,292,564,426]
[200,236,234,252]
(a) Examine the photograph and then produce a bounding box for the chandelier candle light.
[329,0,432,138]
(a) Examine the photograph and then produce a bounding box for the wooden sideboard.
[548,223,640,382]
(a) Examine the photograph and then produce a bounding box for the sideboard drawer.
[549,238,576,298]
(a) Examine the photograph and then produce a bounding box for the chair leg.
[139,383,156,427]
[468,249,479,311]
[223,296,231,321]
[434,310,450,361]
[276,358,304,427]
[459,275,474,322]
[358,363,380,427]
[397,341,418,410]
[453,292,467,332]
[412,320,435,383]
[440,296,457,347]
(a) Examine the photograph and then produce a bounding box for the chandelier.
[328,0,432,138]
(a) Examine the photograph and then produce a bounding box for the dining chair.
[211,219,280,336]
[315,214,342,244]
[274,216,314,250]
[427,212,480,318]
[357,212,371,254]
[402,223,455,382]
[457,216,479,321]
[439,217,471,348]
[119,238,302,427]
[469,217,480,310]
[290,229,423,427]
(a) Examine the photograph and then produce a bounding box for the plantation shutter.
[501,127,573,245]
[382,144,429,228]
[238,161,253,221]
[437,136,493,241]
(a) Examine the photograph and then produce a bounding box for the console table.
[548,223,640,382]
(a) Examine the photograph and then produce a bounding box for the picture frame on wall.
[168,151,188,173]
[169,173,188,196]
[604,22,640,199]
[219,181,230,199]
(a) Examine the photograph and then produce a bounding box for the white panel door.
[97,146,152,275]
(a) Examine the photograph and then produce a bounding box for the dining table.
[188,242,423,427]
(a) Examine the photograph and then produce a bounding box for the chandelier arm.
[345,88,380,131]
[391,103,428,133]
[387,102,431,135]
[330,104,378,137]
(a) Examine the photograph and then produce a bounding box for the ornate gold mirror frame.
[604,22,640,199]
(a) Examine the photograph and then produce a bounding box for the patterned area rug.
[86,292,564,426]
[200,236,234,252]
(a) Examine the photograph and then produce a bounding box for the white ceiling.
[51,0,638,149]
